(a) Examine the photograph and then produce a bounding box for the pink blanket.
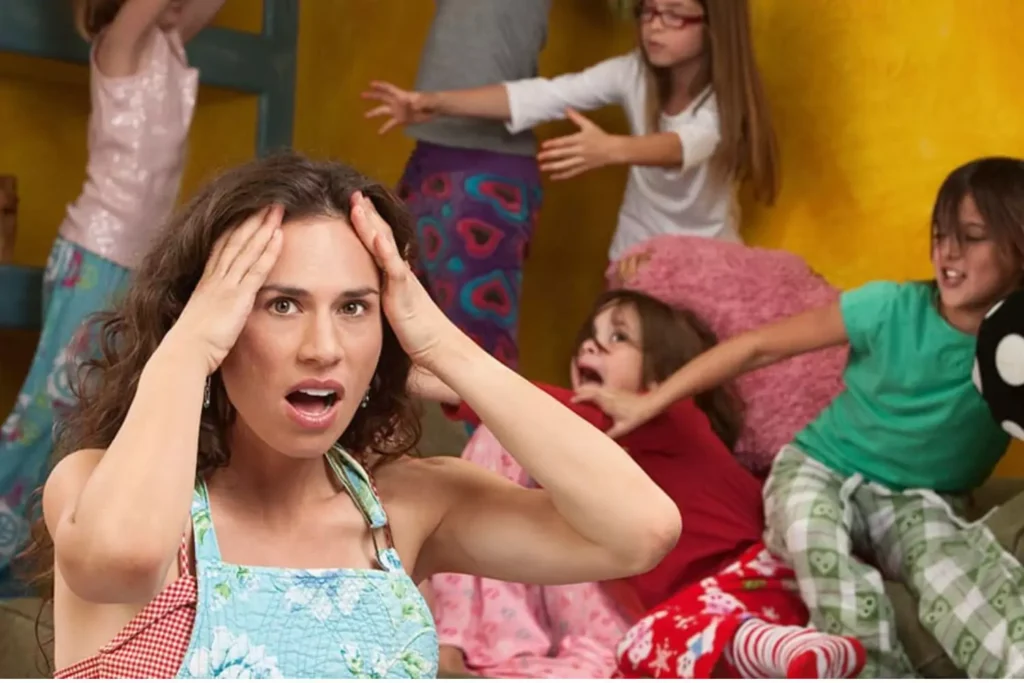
[430,427,631,678]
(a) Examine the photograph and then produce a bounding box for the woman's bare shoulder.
[370,455,472,514]
[372,454,464,489]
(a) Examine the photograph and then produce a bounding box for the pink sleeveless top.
[59,28,199,270]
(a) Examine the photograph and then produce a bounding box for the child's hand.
[362,81,436,135]
[538,109,622,181]
[571,386,659,438]
[611,249,652,287]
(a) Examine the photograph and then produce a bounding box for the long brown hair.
[637,0,779,204]
[20,152,422,614]
[71,0,125,41]
[575,289,744,449]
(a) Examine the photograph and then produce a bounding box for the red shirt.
[444,383,765,615]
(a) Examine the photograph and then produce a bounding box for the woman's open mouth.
[285,388,341,430]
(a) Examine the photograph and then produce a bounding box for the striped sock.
[729,618,866,679]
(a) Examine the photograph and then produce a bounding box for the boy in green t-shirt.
[574,157,1024,677]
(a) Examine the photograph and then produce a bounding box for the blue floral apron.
[178,447,439,678]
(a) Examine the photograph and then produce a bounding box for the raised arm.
[350,193,680,586]
[44,207,284,604]
[93,0,173,77]
[576,302,849,438]
[177,0,227,43]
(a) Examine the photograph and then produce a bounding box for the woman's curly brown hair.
[21,152,422,613]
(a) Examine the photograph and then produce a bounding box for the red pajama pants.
[616,543,809,679]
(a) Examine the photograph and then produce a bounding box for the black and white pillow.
[975,289,1024,440]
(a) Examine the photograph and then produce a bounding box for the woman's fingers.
[358,192,398,245]
[239,227,283,292]
[227,205,284,283]
[205,206,266,278]
[215,206,275,279]
[349,193,387,266]
[350,192,408,281]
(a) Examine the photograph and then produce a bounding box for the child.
[366,0,550,371]
[364,0,779,265]
[576,157,1024,677]
[414,290,865,678]
[0,0,220,594]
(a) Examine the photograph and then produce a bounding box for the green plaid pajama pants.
[764,444,1024,678]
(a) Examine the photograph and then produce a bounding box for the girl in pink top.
[0,0,222,595]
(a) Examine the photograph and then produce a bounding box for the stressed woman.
[32,153,680,679]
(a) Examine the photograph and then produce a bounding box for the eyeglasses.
[634,5,707,29]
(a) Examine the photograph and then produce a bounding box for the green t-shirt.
[794,280,1009,492]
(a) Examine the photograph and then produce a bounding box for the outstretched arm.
[363,53,633,136]
[536,110,685,180]
[576,302,849,438]
[537,85,720,179]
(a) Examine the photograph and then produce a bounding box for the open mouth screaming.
[577,366,603,386]
[286,388,338,414]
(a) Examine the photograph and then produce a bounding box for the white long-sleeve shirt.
[504,50,740,261]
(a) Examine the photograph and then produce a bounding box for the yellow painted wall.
[3,1,1024,475]
[742,1,1024,478]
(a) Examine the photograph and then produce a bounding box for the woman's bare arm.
[44,342,205,604]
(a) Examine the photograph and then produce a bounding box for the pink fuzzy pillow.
[607,235,847,475]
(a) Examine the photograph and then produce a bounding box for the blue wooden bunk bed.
[0,0,299,332]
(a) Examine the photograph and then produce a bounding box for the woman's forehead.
[268,216,379,289]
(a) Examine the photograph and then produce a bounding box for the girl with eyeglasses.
[363,0,779,266]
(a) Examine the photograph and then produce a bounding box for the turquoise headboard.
[0,0,299,331]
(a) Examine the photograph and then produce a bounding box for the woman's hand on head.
[349,192,456,368]
[362,81,436,135]
[165,205,284,375]
[571,385,658,439]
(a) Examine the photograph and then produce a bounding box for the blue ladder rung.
[0,265,44,330]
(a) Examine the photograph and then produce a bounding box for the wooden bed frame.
[0,0,298,331]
